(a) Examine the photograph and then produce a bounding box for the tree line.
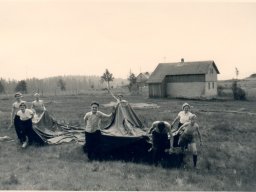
[0,75,127,95]
[0,69,150,96]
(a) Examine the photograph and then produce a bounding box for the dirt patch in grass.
[103,101,160,109]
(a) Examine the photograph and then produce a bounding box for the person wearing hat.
[171,103,193,147]
[83,101,114,160]
[9,92,26,138]
[176,114,202,168]
[16,102,35,148]
[117,94,123,102]
[31,93,46,115]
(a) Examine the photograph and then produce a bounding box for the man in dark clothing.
[148,121,172,165]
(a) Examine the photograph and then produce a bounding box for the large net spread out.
[29,100,150,153]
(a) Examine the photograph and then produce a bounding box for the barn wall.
[148,83,165,97]
[166,82,205,98]
[205,64,218,81]
[204,82,218,96]
[205,64,218,97]
[165,74,205,82]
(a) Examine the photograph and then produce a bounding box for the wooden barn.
[147,59,220,98]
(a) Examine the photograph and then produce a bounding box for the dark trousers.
[14,115,23,143]
[15,117,33,143]
[152,131,169,165]
[85,130,102,160]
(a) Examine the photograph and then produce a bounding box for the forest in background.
[0,75,128,96]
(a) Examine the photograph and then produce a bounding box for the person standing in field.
[148,121,172,165]
[84,101,114,160]
[31,93,46,115]
[16,102,35,148]
[171,103,193,147]
[9,92,26,139]
[177,114,202,168]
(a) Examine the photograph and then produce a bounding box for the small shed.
[147,59,220,98]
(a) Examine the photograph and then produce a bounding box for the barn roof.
[147,60,220,83]
[136,72,150,83]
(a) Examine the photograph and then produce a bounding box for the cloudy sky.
[0,0,256,80]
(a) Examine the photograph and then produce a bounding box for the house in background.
[147,59,220,98]
[136,72,150,87]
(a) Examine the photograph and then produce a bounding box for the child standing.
[16,102,34,148]
[177,114,202,168]
[84,101,114,160]
[9,92,26,141]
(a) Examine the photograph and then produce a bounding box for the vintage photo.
[0,0,255,191]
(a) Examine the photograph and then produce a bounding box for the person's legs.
[24,119,33,145]
[85,131,102,160]
[85,132,93,159]
[152,131,168,165]
[18,120,29,148]
[173,122,183,147]
[173,134,180,147]
[151,147,158,165]
[14,115,23,143]
[19,121,27,143]
[178,135,189,167]
[93,130,102,160]
[191,143,198,168]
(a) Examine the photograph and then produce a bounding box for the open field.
[0,91,256,191]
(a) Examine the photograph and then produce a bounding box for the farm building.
[136,72,150,87]
[147,59,220,98]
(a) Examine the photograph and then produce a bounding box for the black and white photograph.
[0,0,255,191]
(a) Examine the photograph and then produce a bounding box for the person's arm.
[98,111,113,118]
[30,109,35,119]
[84,114,88,127]
[164,122,172,134]
[31,102,36,113]
[39,100,46,111]
[171,115,180,128]
[8,105,15,129]
[31,102,34,110]
[177,122,189,133]
[196,124,202,145]
[41,101,46,111]
[165,122,173,148]
[148,122,157,134]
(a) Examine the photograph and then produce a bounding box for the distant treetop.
[249,73,256,78]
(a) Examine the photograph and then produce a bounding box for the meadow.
[0,90,256,191]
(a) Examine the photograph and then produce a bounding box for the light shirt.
[178,111,193,124]
[32,100,46,113]
[84,111,111,133]
[12,100,26,116]
[17,109,34,121]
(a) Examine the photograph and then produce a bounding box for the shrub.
[217,85,224,96]
[231,81,247,100]
[15,80,27,93]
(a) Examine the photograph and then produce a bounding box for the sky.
[0,0,256,81]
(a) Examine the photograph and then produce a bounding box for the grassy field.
[0,91,256,191]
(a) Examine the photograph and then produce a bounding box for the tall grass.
[0,93,256,190]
